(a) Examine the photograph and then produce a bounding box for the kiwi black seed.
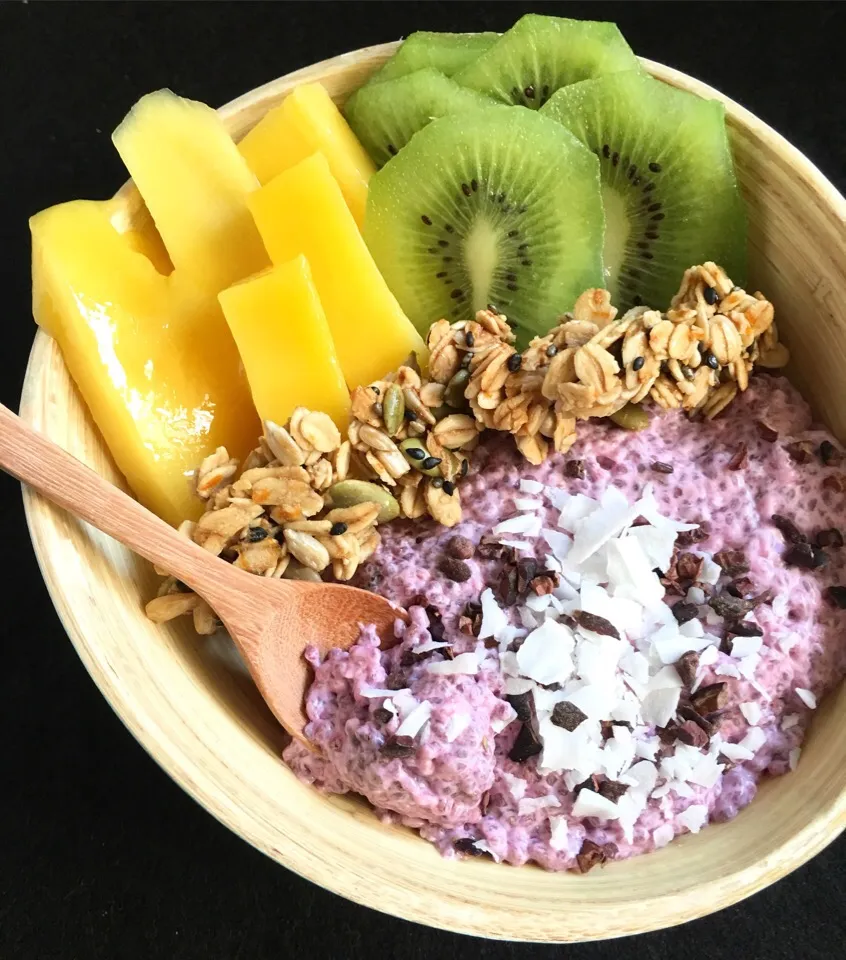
[344,68,496,168]
[541,70,747,309]
[364,107,604,345]
[454,14,640,109]
[366,31,499,85]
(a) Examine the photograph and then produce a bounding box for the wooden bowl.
[20,44,846,942]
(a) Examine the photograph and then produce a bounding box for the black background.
[2,2,845,958]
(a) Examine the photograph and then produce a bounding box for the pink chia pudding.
[284,375,846,872]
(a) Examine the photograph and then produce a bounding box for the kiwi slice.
[370,31,499,84]
[344,69,495,167]
[455,14,640,108]
[363,107,604,345]
[541,71,747,309]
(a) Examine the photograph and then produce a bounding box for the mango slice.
[113,89,269,294]
[238,83,375,228]
[31,200,259,526]
[219,256,350,430]
[248,153,426,389]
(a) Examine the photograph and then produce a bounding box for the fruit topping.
[344,68,495,167]
[363,107,604,344]
[218,256,350,430]
[454,14,640,108]
[369,31,499,84]
[238,82,375,228]
[541,71,747,310]
[248,152,426,388]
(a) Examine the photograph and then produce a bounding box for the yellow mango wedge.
[248,153,426,389]
[219,256,349,430]
[238,83,375,228]
[113,89,269,294]
[31,200,260,526]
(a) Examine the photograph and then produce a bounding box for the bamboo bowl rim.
[20,43,846,942]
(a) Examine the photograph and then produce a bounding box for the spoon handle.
[0,403,223,596]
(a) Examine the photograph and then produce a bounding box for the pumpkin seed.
[327,479,400,522]
[400,438,442,477]
[609,403,650,431]
[444,368,470,408]
[283,561,323,583]
[382,383,405,436]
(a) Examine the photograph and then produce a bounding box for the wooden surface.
[18,44,846,942]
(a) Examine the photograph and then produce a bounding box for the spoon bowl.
[0,403,398,741]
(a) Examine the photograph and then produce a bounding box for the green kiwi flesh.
[369,31,499,84]
[541,71,747,309]
[344,69,496,168]
[364,107,604,346]
[455,14,641,109]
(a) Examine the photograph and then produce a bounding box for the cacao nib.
[727,619,763,637]
[691,682,729,716]
[530,574,556,596]
[756,420,779,442]
[676,552,704,581]
[772,514,808,545]
[508,723,542,763]
[373,707,394,725]
[454,838,485,856]
[576,839,609,873]
[676,523,710,546]
[385,672,407,691]
[675,651,700,687]
[425,606,446,643]
[550,701,588,731]
[727,442,748,470]
[516,557,539,595]
[819,440,844,466]
[714,549,749,576]
[381,736,415,758]
[672,602,699,625]
[825,585,846,609]
[783,542,828,569]
[816,528,844,549]
[709,594,753,620]
[676,719,710,748]
[784,440,815,464]
[574,610,620,638]
[565,458,586,479]
[506,691,534,724]
[496,565,518,606]
[598,780,629,802]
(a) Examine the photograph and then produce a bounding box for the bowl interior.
[21,45,846,942]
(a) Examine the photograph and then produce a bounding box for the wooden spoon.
[0,403,400,742]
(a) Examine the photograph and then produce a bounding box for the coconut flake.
[557,493,600,532]
[789,747,801,771]
[653,823,675,848]
[444,713,471,742]
[739,702,762,725]
[679,618,705,638]
[549,817,570,851]
[720,741,754,762]
[778,632,799,653]
[478,588,508,640]
[412,639,452,654]
[781,713,801,731]
[395,700,432,738]
[678,804,708,834]
[359,686,409,699]
[697,555,722,585]
[605,536,664,608]
[542,528,573,562]
[635,737,660,761]
[698,644,720,666]
[568,486,639,565]
[640,666,682,728]
[571,788,621,820]
[650,627,700,665]
[518,794,560,816]
[715,663,741,679]
[519,478,544,495]
[494,513,542,538]
[739,727,766,755]
[427,652,479,675]
[514,497,544,511]
[498,539,534,553]
[796,687,817,709]
[516,619,575,685]
[686,586,707,605]
[731,636,763,659]
[491,704,518,734]
[628,524,678,574]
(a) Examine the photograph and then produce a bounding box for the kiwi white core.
[601,183,629,292]
[462,215,501,310]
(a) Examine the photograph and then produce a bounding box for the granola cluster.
[147,262,787,632]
